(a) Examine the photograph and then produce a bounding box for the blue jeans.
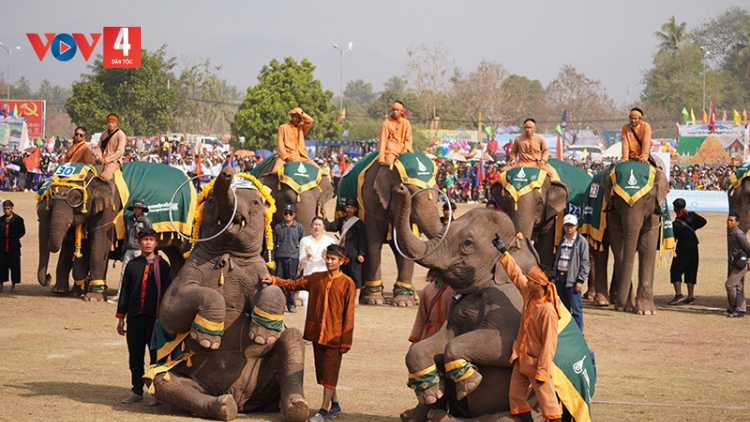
[556,273,583,332]
[275,257,299,309]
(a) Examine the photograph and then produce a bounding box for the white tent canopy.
[603,142,622,159]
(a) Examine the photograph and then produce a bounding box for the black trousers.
[0,250,21,284]
[126,314,157,395]
[275,257,299,308]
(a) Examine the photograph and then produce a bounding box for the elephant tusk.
[241,219,246,228]
[217,219,222,226]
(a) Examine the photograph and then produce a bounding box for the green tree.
[9,76,32,99]
[35,79,72,113]
[654,16,689,54]
[449,60,508,128]
[65,46,178,135]
[693,6,750,66]
[383,76,405,93]
[499,74,546,127]
[366,89,424,123]
[172,58,239,135]
[339,79,378,120]
[231,57,341,150]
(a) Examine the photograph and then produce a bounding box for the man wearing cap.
[64,126,94,164]
[94,114,127,180]
[0,200,25,294]
[494,234,562,422]
[273,203,306,312]
[377,101,413,166]
[322,198,366,303]
[667,198,706,305]
[116,228,172,404]
[440,202,457,225]
[273,107,315,173]
[112,199,153,303]
[621,107,651,163]
[553,214,590,331]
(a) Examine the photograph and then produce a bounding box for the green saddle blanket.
[337,151,378,213]
[499,166,547,203]
[579,169,607,248]
[729,162,750,189]
[37,162,98,197]
[552,306,596,422]
[116,161,197,238]
[249,153,278,177]
[547,159,592,212]
[611,161,655,206]
[279,161,322,194]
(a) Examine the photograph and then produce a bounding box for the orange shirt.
[500,253,558,383]
[64,141,94,165]
[277,113,314,161]
[408,281,454,342]
[621,122,651,162]
[378,116,413,164]
[97,129,127,165]
[510,134,549,163]
[272,271,355,349]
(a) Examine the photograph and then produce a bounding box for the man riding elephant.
[272,106,316,173]
[94,114,127,181]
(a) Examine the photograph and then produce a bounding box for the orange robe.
[64,141,94,165]
[621,122,651,162]
[509,133,549,164]
[277,112,314,163]
[96,129,127,179]
[500,253,562,420]
[272,271,355,349]
[408,281,454,342]
[378,116,413,165]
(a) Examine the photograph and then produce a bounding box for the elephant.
[150,167,308,422]
[585,162,668,314]
[36,162,193,301]
[351,154,445,306]
[252,154,334,234]
[389,184,546,422]
[490,160,591,267]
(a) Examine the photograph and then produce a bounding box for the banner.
[666,190,728,213]
[676,124,746,165]
[420,129,478,144]
[0,100,46,139]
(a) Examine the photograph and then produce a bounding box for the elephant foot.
[210,394,238,421]
[248,322,280,345]
[426,409,452,422]
[82,292,107,302]
[614,304,635,313]
[415,379,444,405]
[39,273,51,287]
[636,297,657,315]
[51,285,70,295]
[582,290,595,301]
[400,403,432,422]
[360,292,385,305]
[593,293,610,307]
[392,293,417,307]
[283,394,309,422]
[191,329,222,350]
[454,370,482,401]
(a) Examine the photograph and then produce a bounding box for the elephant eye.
[463,239,473,247]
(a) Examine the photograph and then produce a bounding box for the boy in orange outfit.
[263,244,355,421]
[493,234,562,422]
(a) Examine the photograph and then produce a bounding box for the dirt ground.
[1,191,749,422]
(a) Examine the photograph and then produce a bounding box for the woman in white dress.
[298,216,336,316]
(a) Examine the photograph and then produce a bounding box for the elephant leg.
[591,244,610,306]
[51,240,75,295]
[406,328,452,405]
[361,237,385,306]
[534,229,557,269]
[248,285,287,345]
[244,328,308,422]
[83,225,114,302]
[635,219,660,315]
[390,240,417,307]
[152,373,238,421]
[71,240,91,296]
[160,282,227,350]
[608,214,636,312]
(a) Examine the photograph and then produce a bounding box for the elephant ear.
[543,180,568,221]
[654,168,668,206]
[374,166,398,211]
[89,177,114,215]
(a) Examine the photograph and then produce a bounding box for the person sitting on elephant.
[64,127,94,165]
[503,118,551,174]
[262,244,355,422]
[494,234,563,422]
[377,101,413,166]
[94,114,127,180]
[116,228,172,405]
[272,106,315,173]
[112,199,153,304]
[322,198,366,303]
[621,107,651,164]
[408,279,453,343]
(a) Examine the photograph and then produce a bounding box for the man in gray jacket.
[726,212,750,318]
[553,214,590,331]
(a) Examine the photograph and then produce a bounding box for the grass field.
[1,191,749,421]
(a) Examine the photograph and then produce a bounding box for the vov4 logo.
[26,27,141,68]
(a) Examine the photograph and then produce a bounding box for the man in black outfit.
[116,228,172,404]
[322,198,366,303]
[273,203,306,313]
[667,198,707,305]
[0,200,25,293]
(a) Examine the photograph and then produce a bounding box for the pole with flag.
[690,108,696,125]
[681,107,689,124]
[560,110,568,159]
[702,110,707,125]
[709,102,716,133]
[555,124,563,160]
[734,109,742,126]
[722,109,727,126]
[0,146,6,182]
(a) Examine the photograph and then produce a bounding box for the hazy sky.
[1,0,745,106]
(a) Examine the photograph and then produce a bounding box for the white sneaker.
[121,393,143,404]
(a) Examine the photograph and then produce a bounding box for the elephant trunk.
[48,201,74,253]
[213,166,236,222]
[37,204,52,286]
[392,185,442,269]
[411,189,445,239]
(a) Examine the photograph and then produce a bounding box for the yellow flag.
[744,109,748,126]
[690,108,696,125]
[702,110,707,125]
[735,109,742,126]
